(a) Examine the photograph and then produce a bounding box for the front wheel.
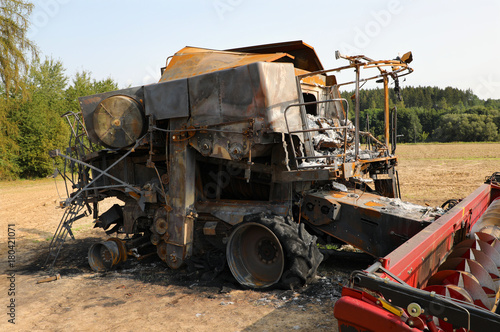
[226,213,323,289]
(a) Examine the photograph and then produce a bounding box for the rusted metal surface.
[383,76,390,147]
[295,68,326,87]
[88,238,127,272]
[197,200,289,226]
[226,222,284,288]
[144,78,189,120]
[159,46,294,82]
[93,95,146,149]
[301,190,438,257]
[159,117,196,269]
[228,40,324,72]
[56,41,500,329]
[79,86,144,146]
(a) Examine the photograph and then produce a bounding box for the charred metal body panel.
[302,191,436,257]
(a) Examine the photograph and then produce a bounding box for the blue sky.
[29,0,500,100]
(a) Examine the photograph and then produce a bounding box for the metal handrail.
[283,98,349,169]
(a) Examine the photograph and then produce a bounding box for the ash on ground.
[24,234,374,312]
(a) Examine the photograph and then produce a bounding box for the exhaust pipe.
[88,238,127,272]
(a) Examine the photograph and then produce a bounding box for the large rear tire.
[227,213,323,289]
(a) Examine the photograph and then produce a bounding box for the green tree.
[0,97,19,179]
[65,70,118,113]
[397,108,422,143]
[434,113,498,142]
[359,108,384,142]
[436,97,448,110]
[0,0,38,95]
[15,57,68,177]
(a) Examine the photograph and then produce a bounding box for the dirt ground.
[0,143,498,331]
[396,143,500,206]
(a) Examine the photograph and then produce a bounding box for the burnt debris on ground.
[19,236,373,309]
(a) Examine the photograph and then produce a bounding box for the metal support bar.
[391,106,398,155]
[295,77,315,158]
[51,137,145,206]
[288,125,352,134]
[163,118,195,269]
[383,75,390,148]
[354,66,360,160]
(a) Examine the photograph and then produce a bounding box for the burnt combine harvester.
[46,41,500,330]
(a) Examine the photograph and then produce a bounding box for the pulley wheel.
[226,222,284,288]
[93,95,145,148]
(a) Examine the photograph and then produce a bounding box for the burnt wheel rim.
[226,222,284,288]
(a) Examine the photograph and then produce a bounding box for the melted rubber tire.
[242,213,323,289]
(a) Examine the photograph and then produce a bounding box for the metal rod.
[295,76,315,158]
[333,68,412,89]
[74,185,135,192]
[296,58,406,80]
[297,62,411,85]
[56,152,139,195]
[383,75,390,148]
[54,137,145,206]
[288,125,352,134]
[296,154,347,160]
[355,66,360,159]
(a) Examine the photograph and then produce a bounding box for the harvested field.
[397,143,500,206]
[0,143,498,331]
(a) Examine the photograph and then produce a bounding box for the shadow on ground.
[15,236,375,331]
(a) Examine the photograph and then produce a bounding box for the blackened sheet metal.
[144,78,189,120]
[302,190,436,257]
[187,61,300,133]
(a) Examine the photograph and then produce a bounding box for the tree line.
[0,58,118,180]
[341,86,500,144]
[0,0,119,180]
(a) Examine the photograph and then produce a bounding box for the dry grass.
[395,143,500,207]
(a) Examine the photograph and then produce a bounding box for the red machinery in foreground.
[335,172,500,331]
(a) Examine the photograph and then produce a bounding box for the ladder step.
[43,202,87,269]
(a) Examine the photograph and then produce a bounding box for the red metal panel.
[384,184,492,288]
[334,288,420,332]
[335,183,500,331]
